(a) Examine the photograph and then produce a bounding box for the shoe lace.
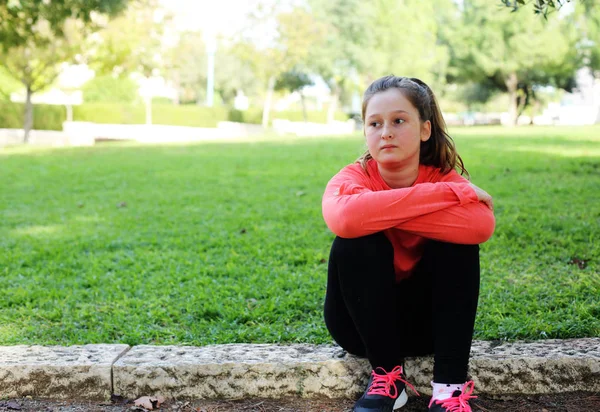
[429,380,477,412]
[366,365,420,398]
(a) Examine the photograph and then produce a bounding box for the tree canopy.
[0,0,129,141]
[0,0,127,50]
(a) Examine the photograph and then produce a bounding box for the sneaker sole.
[393,388,408,410]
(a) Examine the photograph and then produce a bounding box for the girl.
[321,76,495,412]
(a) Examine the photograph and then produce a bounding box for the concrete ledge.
[0,344,130,400]
[407,339,600,395]
[113,344,368,399]
[0,339,598,401]
[113,338,600,400]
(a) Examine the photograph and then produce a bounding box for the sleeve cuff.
[446,183,478,205]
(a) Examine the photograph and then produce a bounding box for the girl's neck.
[378,161,420,189]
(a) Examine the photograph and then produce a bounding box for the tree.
[213,43,262,107]
[307,0,373,122]
[233,4,324,127]
[89,0,167,124]
[447,0,581,125]
[0,0,128,142]
[362,0,452,90]
[573,1,600,78]
[275,69,314,122]
[163,30,207,105]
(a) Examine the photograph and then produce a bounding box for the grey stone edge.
[0,338,598,401]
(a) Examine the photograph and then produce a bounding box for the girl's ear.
[420,120,432,142]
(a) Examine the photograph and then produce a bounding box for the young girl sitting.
[322,76,495,412]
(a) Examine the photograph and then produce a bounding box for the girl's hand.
[469,183,494,211]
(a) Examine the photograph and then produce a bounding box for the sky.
[159,0,261,37]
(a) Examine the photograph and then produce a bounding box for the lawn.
[0,125,598,346]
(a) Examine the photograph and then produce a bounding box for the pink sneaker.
[428,381,477,412]
[354,365,420,411]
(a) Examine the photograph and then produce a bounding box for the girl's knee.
[428,241,479,258]
[331,232,393,261]
[422,242,480,275]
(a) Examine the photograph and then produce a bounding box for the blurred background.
[1,1,599,347]
[0,0,599,145]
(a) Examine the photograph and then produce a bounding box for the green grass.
[1,126,599,345]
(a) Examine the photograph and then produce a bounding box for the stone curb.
[0,338,598,401]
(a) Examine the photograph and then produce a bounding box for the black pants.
[324,232,480,383]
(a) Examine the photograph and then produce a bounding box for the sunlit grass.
[0,126,598,345]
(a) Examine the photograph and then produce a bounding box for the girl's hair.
[358,75,468,178]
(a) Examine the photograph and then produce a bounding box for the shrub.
[0,101,349,130]
[0,102,65,130]
[81,75,139,103]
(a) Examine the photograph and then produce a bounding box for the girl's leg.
[395,260,435,358]
[324,243,367,358]
[323,232,403,370]
[425,241,481,383]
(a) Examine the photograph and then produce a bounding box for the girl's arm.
[393,202,495,244]
[393,169,495,244]
[322,166,479,238]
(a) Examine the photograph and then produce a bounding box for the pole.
[206,35,217,107]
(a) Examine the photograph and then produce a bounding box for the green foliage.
[0,101,348,129]
[164,30,207,104]
[500,0,573,17]
[150,105,228,127]
[81,75,139,103]
[275,70,314,93]
[445,0,580,124]
[0,127,598,345]
[453,82,501,111]
[228,108,347,125]
[453,0,579,81]
[90,0,166,78]
[0,0,129,140]
[573,2,600,77]
[228,108,263,124]
[363,0,451,87]
[72,103,229,127]
[0,0,127,50]
[0,102,65,130]
[273,110,348,123]
[0,66,21,99]
[72,103,144,124]
[306,0,371,97]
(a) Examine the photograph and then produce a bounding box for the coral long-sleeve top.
[322,159,495,281]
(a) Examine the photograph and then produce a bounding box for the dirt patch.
[1,392,598,412]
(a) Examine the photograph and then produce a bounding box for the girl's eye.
[394,118,405,124]
[370,122,380,127]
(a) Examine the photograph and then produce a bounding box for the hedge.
[0,103,66,131]
[0,102,349,131]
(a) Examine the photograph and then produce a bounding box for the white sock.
[431,381,465,401]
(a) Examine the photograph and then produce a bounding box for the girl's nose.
[381,126,393,139]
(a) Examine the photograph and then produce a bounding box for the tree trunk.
[517,84,530,120]
[300,90,308,123]
[505,72,518,127]
[262,75,275,128]
[327,88,339,124]
[145,96,152,125]
[173,73,181,105]
[23,86,33,143]
[66,104,73,122]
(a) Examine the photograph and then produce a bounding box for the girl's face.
[364,88,431,169]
